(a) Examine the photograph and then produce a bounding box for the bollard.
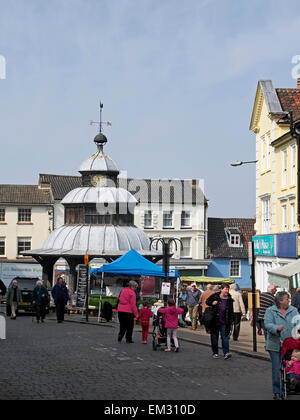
[0,315,6,340]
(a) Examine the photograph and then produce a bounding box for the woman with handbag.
[205,283,234,360]
[32,280,49,323]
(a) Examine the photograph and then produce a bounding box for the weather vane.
[90,101,112,133]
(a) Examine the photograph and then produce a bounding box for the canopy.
[267,259,300,289]
[181,276,234,284]
[90,249,179,278]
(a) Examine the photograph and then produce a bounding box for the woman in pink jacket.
[117,280,139,343]
[158,298,184,352]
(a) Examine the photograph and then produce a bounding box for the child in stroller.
[281,337,300,398]
[152,311,168,351]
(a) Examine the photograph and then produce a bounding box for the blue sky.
[1,0,300,217]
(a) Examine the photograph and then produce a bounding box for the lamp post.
[150,237,183,305]
[231,159,257,352]
[230,160,258,167]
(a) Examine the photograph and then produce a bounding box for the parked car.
[5,277,41,315]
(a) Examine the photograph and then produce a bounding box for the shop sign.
[253,235,275,256]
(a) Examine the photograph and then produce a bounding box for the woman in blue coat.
[264,291,299,400]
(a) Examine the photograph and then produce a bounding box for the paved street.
[1,314,297,401]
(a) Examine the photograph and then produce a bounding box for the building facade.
[249,78,300,291]
[207,218,255,289]
[0,185,53,285]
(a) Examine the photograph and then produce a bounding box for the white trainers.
[224,353,232,360]
[212,354,219,359]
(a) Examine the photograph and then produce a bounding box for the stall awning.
[90,249,179,278]
[181,276,234,284]
[267,259,300,289]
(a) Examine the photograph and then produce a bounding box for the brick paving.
[0,313,296,400]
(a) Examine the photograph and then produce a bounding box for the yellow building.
[249,79,300,291]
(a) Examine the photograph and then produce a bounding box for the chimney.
[298,77,300,89]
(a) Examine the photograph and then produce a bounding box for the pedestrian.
[158,298,184,352]
[242,291,248,316]
[258,284,277,340]
[186,283,201,330]
[178,287,188,327]
[206,283,234,360]
[32,280,49,323]
[52,277,69,323]
[264,291,299,400]
[7,280,22,320]
[291,288,300,313]
[137,301,153,344]
[200,284,214,316]
[0,279,7,301]
[117,280,139,343]
[229,284,247,341]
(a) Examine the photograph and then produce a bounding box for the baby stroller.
[280,337,300,400]
[152,311,174,351]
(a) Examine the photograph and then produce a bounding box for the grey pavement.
[1,312,299,400]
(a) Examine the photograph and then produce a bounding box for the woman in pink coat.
[117,280,139,343]
[158,298,184,352]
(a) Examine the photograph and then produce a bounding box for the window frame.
[17,237,31,256]
[230,260,241,278]
[0,237,5,256]
[18,208,32,223]
[144,210,153,229]
[163,211,173,228]
[181,211,192,228]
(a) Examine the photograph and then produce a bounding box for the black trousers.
[232,313,242,340]
[118,312,134,341]
[36,304,47,321]
[56,302,65,322]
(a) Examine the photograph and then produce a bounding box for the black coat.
[0,279,7,296]
[206,292,234,336]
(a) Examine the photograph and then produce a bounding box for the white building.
[0,185,53,285]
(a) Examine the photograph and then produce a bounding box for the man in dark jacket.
[52,277,69,323]
[292,288,300,313]
[206,283,234,360]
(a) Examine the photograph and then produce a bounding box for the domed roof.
[41,225,151,255]
[61,187,137,205]
[79,149,119,174]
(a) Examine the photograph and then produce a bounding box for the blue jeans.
[211,325,230,355]
[268,350,281,394]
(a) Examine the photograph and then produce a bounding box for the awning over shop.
[267,259,300,289]
[180,276,234,284]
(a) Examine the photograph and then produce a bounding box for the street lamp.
[230,160,257,167]
[150,237,183,305]
[231,159,257,352]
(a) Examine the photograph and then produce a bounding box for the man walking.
[258,284,277,340]
[292,288,300,313]
[7,280,22,319]
[200,284,214,317]
[229,284,246,341]
[186,283,201,330]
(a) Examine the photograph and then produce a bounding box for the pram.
[280,337,300,400]
[152,312,174,351]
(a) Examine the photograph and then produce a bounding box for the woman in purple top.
[206,284,234,360]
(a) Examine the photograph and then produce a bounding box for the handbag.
[202,306,214,330]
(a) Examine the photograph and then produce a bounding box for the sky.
[1,0,300,218]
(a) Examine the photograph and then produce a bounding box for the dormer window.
[230,234,240,247]
[225,227,242,248]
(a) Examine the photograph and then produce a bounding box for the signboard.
[0,263,42,287]
[76,265,88,308]
[140,276,156,296]
[161,282,171,295]
[253,235,275,256]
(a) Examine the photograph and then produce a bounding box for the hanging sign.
[76,264,88,308]
[161,282,171,295]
